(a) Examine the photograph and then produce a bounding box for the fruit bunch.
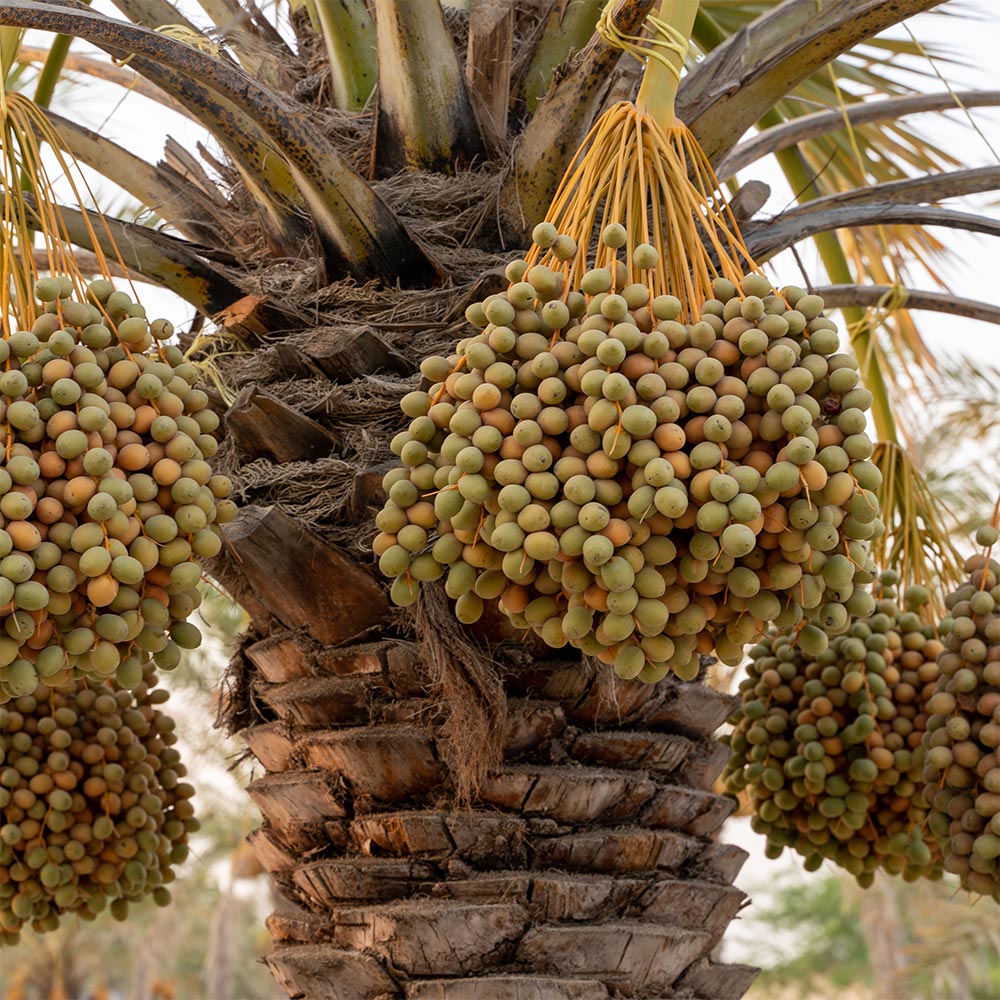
[725,576,943,885]
[921,525,1000,901]
[374,226,881,681]
[1,278,236,700]
[0,668,195,941]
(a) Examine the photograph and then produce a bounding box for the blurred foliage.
[747,874,872,997]
[744,872,1000,1000]
[904,362,1000,539]
[4,862,278,1000]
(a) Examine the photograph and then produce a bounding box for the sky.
[11,0,1000,979]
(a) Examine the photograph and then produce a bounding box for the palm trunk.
[218,373,756,998]
[857,875,906,1000]
[203,885,238,1000]
[229,546,755,998]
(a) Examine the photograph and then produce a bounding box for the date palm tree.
[2,0,997,996]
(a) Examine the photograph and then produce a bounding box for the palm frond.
[743,201,998,263]
[814,283,1000,325]
[922,466,999,540]
[681,0,951,164]
[41,108,224,244]
[11,192,249,313]
[373,0,483,172]
[108,0,201,34]
[518,0,603,113]
[693,1,996,419]
[931,363,1000,435]
[871,440,965,615]
[15,43,194,117]
[307,0,375,111]
[892,880,1000,999]
[112,0,290,78]
[837,232,938,387]
[0,21,22,78]
[776,163,996,386]
[501,0,657,237]
[1,0,441,285]
[719,88,1000,177]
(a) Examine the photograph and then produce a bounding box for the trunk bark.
[203,886,238,1000]
[222,504,757,998]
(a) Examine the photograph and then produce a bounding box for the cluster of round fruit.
[724,576,943,885]
[374,224,881,681]
[0,668,195,941]
[0,277,236,701]
[921,526,1000,901]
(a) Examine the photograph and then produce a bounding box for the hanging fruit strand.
[0,667,197,940]
[869,440,963,620]
[1,91,142,337]
[375,0,886,684]
[523,103,758,319]
[919,520,999,901]
[724,571,946,887]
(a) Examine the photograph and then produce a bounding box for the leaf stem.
[0,24,23,85]
[312,0,375,111]
[519,0,603,113]
[635,0,698,127]
[32,29,71,108]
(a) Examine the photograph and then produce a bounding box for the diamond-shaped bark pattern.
[332,901,528,976]
[234,549,754,999]
[515,923,711,991]
[406,976,610,999]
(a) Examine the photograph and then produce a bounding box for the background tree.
[739,870,1000,1000]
